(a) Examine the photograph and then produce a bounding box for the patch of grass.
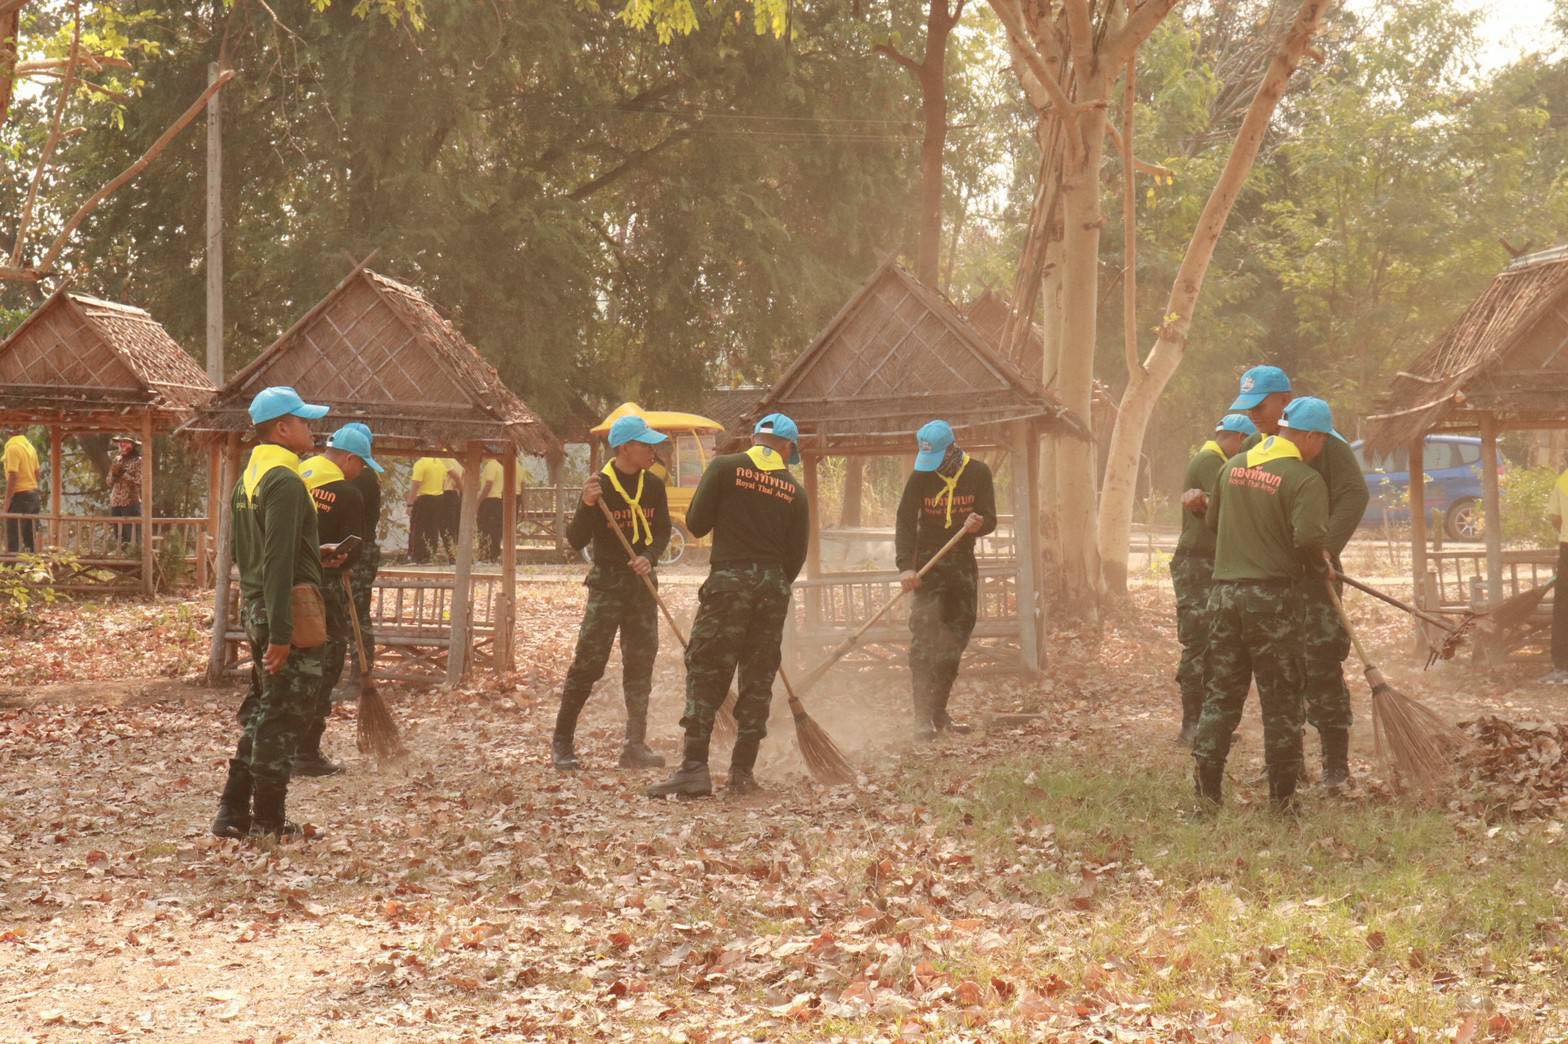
[905,751,1568,1040]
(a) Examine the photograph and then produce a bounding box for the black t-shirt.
[309,478,366,574]
[565,465,672,575]
[894,456,998,573]
[686,448,810,583]
[349,468,382,544]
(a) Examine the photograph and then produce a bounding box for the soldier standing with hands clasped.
[210,386,332,839]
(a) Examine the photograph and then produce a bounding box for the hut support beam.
[1480,414,1504,604]
[803,454,821,580]
[1011,421,1041,671]
[447,442,483,685]
[49,425,62,544]
[1408,436,1427,611]
[206,434,240,683]
[498,453,518,673]
[140,411,154,596]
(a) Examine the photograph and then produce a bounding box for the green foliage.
[1497,464,1561,546]
[0,551,71,629]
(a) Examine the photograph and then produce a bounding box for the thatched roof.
[0,290,214,428]
[731,262,1082,452]
[965,289,1117,422]
[1364,248,1568,453]
[182,268,560,457]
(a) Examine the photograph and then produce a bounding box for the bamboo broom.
[1323,572,1464,790]
[342,573,404,763]
[596,498,854,784]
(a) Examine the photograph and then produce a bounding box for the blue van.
[1351,435,1494,540]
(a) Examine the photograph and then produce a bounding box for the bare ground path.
[2,578,1566,1041]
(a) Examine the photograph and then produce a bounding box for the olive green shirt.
[232,450,324,645]
[1176,441,1227,558]
[1241,430,1368,556]
[1207,436,1329,582]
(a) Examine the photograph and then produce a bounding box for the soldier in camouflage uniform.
[1230,365,1369,788]
[1193,396,1337,813]
[1170,413,1256,746]
[341,423,383,678]
[210,387,332,839]
[648,413,811,799]
[895,420,997,741]
[552,414,671,772]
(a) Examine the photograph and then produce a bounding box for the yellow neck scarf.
[601,461,652,545]
[243,444,303,503]
[744,445,786,471]
[936,452,969,527]
[299,454,345,493]
[1244,435,1302,468]
[1200,440,1225,460]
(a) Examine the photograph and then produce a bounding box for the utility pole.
[205,61,223,385]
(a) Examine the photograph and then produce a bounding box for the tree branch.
[10,1,80,269]
[989,0,1079,147]
[1121,56,1143,379]
[872,41,923,75]
[1104,0,1186,70]
[31,70,238,277]
[1103,121,1173,177]
[1062,0,1097,79]
[564,128,693,202]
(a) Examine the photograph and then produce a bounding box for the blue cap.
[913,419,956,472]
[608,415,669,449]
[1280,396,1346,442]
[752,413,801,466]
[1215,413,1258,437]
[327,424,384,473]
[248,386,330,425]
[341,422,373,442]
[1229,365,1292,410]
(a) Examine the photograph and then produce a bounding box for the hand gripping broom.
[794,523,972,699]
[596,499,855,785]
[1322,569,1464,790]
[342,573,404,763]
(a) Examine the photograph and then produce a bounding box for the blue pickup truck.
[1351,435,1496,541]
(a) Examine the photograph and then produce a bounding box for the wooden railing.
[1424,548,1557,611]
[518,486,571,552]
[0,513,211,591]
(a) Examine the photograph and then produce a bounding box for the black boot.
[1319,728,1350,791]
[211,759,252,838]
[249,779,303,839]
[552,697,584,771]
[646,737,712,798]
[291,721,344,778]
[619,697,666,769]
[1193,759,1223,808]
[1177,695,1203,746]
[1268,764,1300,815]
[727,737,762,796]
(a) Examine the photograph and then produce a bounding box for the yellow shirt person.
[4,434,40,494]
[410,457,447,498]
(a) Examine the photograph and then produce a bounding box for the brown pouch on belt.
[289,583,327,649]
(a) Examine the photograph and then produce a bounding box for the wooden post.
[205,433,240,683]
[1408,436,1427,612]
[139,411,155,597]
[48,424,62,548]
[548,456,567,555]
[446,441,484,685]
[803,453,821,579]
[1479,414,1504,604]
[205,61,224,386]
[1011,421,1042,671]
[498,452,518,673]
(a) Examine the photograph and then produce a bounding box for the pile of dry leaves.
[1456,715,1568,820]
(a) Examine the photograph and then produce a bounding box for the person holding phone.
[295,426,381,776]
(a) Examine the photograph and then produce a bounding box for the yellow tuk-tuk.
[589,402,725,564]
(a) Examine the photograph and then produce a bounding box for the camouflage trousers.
[681,563,792,750]
[1170,552,1215,729]
[349,543,381,670]
[235,601,326,787]
[1192,580,1306,783]
[908,561,978,727]
[314,571,351,731]
[1297,575,1353,732]
[561,567,660,740]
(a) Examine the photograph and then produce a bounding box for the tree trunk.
[914,2,956,285]
[1036,234,1065,595]
[0,5,22,130]
[1052,96,1109,614]
[1097,0,1332,594]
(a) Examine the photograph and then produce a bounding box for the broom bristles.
[710,689,739,741]
[1369,679,1464,791]
[787,695,856,785]
[356,680,405,763]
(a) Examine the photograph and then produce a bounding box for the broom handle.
[1332,569,1460,633]
[796,523,974,694]
[595,496,691,649]
[1322,567,1378,672]
[341,572,372,676]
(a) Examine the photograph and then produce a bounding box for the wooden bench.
[1421,548,1557,663]
[221,567,499,682]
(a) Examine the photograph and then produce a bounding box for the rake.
[1331,569,1470,667]
[596,499,854,784]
